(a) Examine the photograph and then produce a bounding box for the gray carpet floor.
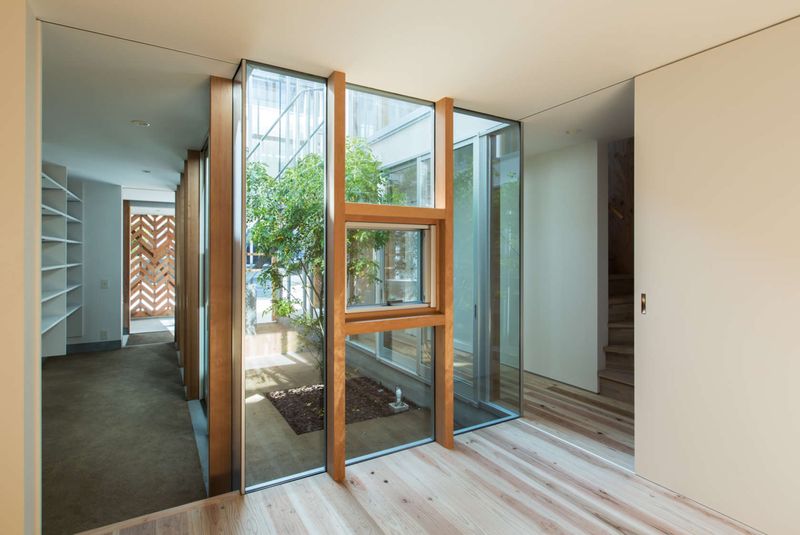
[42,342,207,535]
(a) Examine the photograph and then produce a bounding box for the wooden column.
[122,201,131,335]
[434,97,454,448]
[325,70,346,482]
[208,75,233,495]
[175,181,185,366]
[184,150,202,399]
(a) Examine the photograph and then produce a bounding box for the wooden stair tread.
[609,273,633,280]
[608,321,634,329]
[609,295,633,305]
[604,344,634,355]
[599,369,634,386]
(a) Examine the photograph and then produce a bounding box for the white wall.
[73,179,123,344]
[122,186,175,203]
[523,139,607,392]
[635,17,800,535]
[0,2,38,533]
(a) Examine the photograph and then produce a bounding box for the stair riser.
[600,377,634,404]
[609,279,634,296]
[609,303,634,322]
[605,352,633,371]
[608,328,634,345]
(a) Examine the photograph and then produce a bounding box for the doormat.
[266,376,419,435]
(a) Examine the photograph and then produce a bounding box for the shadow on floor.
[42,342,206,535]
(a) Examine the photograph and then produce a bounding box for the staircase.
[600,274,634,403]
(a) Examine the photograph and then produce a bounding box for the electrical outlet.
[100,279,109,289]
[99,330,108,340]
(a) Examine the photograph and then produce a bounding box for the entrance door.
[129,213,176,318]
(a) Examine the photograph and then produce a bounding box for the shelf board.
[41,173,83,202]
[42,235,67,243]
[41,173,63,190]
[41,314,64,334]
[42,236,82,245]
[43,262,80,272]
[41,284,82,303]
[41,203,81,223]
[41,304,82,334]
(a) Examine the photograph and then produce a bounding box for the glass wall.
[452,110,521,432]
[239,67,521,485]
[344,86,436,462]
[346,327,434,461]
[345,87,434,207]
[243,63,326,489]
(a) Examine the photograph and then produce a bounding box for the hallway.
[42,343,206,534]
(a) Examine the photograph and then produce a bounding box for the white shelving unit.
[41,162,84,357]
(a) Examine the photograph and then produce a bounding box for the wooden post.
[122,201,131,335]
[175,181,184,365]
[185,150,202,400]
[326,71,347,482]
[434,97,454,448]
[208,75,233,495]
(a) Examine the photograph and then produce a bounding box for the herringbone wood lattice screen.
[130,214,176,317]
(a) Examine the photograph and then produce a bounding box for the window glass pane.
[452,143,474,386]
[346,228,427,307]
[452,111,521,431]
[243,64,326,488]
[490,125,522,414]
[345,87,434,207]
[345,328,434,461]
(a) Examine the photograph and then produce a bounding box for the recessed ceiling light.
[142,170,151,174]
[130,120,151,127]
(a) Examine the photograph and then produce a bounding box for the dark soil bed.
[266,376,418,435]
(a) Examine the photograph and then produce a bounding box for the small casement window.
[345,222,436,312]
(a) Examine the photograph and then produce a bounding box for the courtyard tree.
[246,137,401,365]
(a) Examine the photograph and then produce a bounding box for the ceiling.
[524,81,633,156]
[32,0,799,122]
[37,2,798,189]
[42,23,236,190]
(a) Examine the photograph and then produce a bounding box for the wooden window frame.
[326,71,454,482]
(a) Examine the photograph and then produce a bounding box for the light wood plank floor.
[522,372,635,470]
[82,419,758,534]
